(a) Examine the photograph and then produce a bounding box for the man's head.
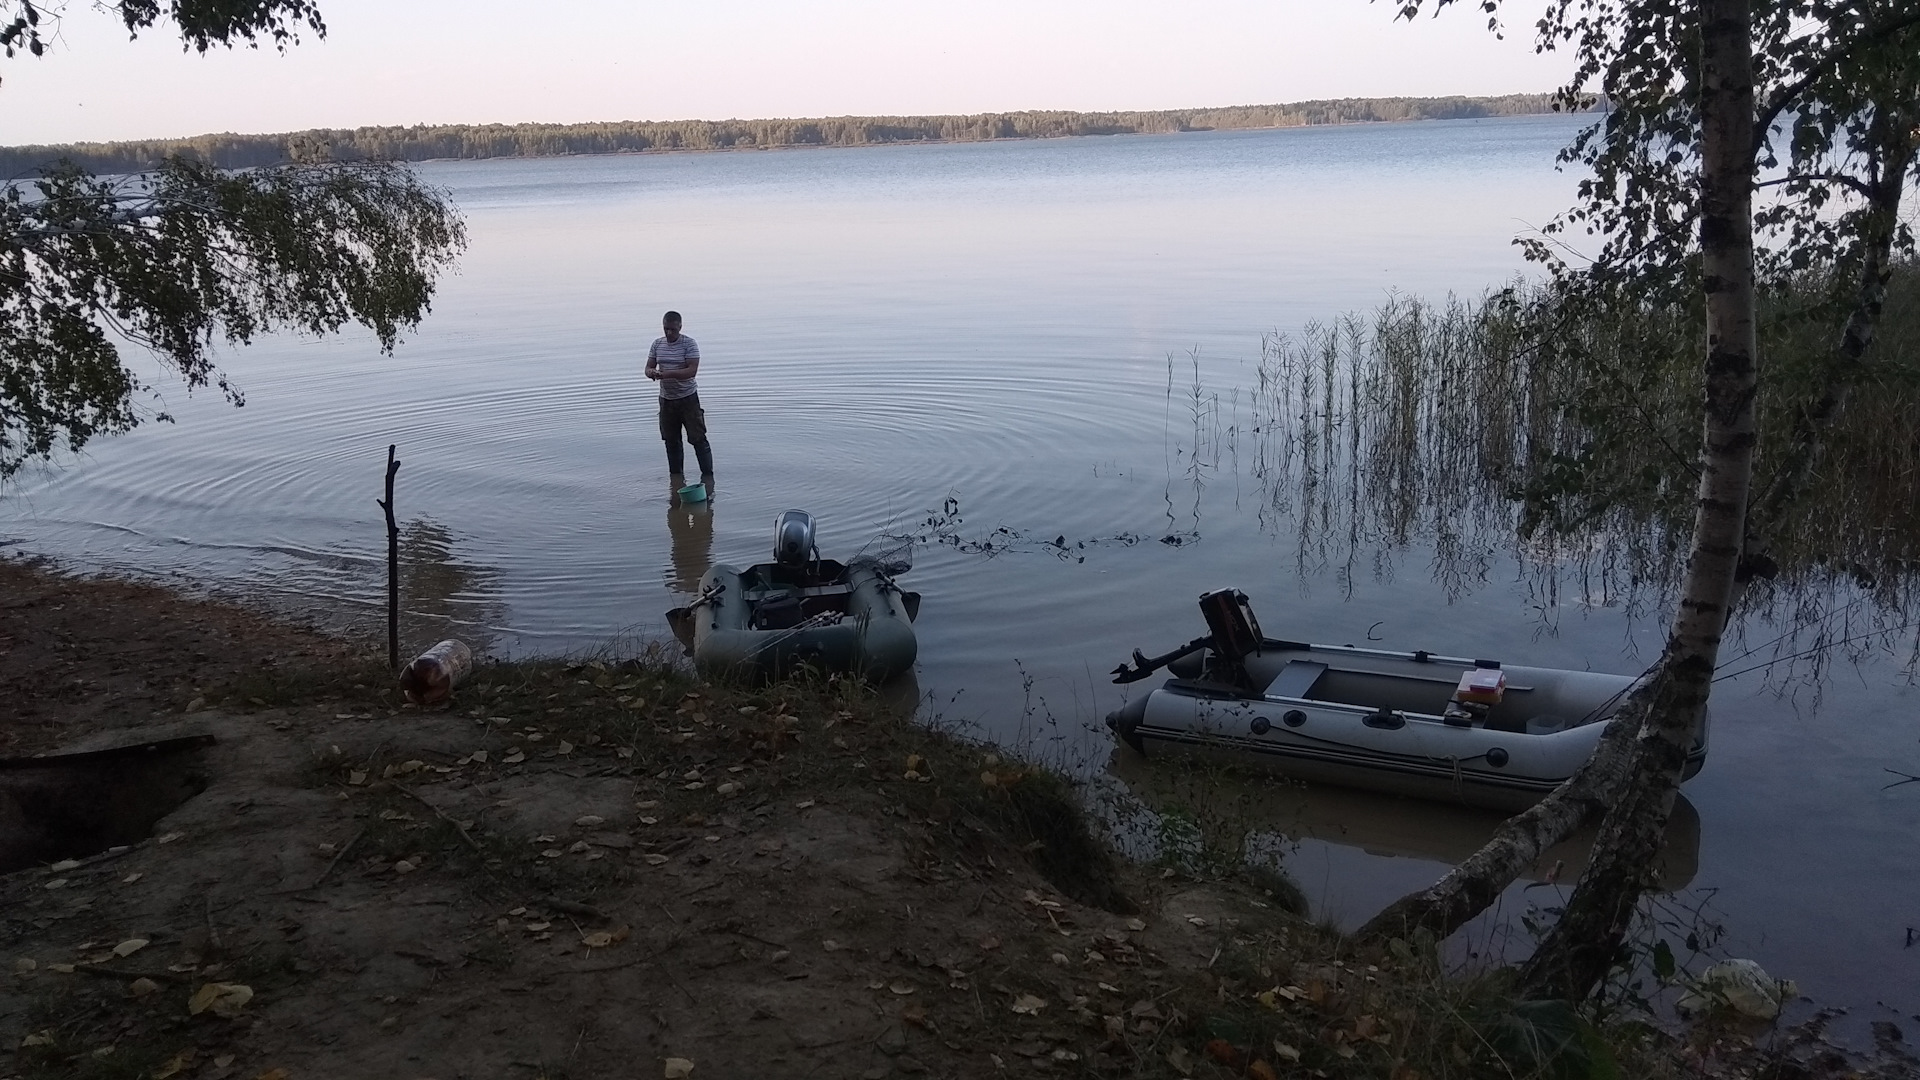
[663,311,683,341]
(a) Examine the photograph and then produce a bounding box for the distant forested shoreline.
[1,95,1590,176]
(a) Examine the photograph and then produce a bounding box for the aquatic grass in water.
[1241,265,1920,675]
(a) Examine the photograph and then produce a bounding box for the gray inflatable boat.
[1108,589,1708,812]
[673,510,919,682]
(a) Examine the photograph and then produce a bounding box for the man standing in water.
[645,310,715,492]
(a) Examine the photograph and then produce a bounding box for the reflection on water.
[396,517,503,657]
[1105,749,1700,893]
[1236,294,1920,675]
[665,496,715,595]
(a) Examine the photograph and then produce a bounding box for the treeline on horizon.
[1,94,1588,176]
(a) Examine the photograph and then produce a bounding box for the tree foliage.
[1,0,324,65]
[0,1,464,476]
[1,158,464,473]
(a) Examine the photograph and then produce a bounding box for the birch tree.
[1357,0,1920,1000]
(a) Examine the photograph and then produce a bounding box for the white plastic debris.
[1676,958,1799,1021]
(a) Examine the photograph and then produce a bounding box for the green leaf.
[1652,939,1676,982]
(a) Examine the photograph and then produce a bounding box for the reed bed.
[1241,264,1920,670]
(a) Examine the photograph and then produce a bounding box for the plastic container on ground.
[398,639,473,705]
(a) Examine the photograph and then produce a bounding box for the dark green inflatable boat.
[673,511,920,681]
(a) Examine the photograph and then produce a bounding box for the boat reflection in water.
[1105,748,1700,892]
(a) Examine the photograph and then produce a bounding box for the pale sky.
[0,1,1574,146]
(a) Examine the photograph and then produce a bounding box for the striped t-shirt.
[648,334,700,400]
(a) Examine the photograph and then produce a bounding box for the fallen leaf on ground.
[1203,1039,1243,1068]
[1165,1045,1194,1076]
[348,771,367,786]
[1011,994,1048,1015]
[188,983,253,1017]
[582,932,614,948]
[470,750,488,762]
[43,879,67,890]
[822,939,843,951]
[889,982,916,995]
[664,1057,695,1077]
[644,854,670,865]
[1125,918,1147,931]
[130,977,160,997]
[1247,1060,1280,1080]
[122,872,142,884]
[49,859,80,872]
[575,814,605,827]
[1271,1040,1301,1062]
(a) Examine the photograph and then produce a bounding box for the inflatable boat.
[1106,590,1708,812]
[672,510,919,682]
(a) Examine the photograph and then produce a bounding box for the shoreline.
[0,556,1881,1078]
[2,94,1591,176]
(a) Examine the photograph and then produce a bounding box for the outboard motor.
[1196,588,1262,662]
[773,509,818,567]
[1196,588,1263,691]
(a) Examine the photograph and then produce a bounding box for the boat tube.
[673,510,919,682]
[1106,589,1708,812]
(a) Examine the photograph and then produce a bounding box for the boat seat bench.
[1268,660,1328,699]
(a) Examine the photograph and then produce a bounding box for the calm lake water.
[4,115,1915,1023]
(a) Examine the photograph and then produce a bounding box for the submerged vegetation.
[0,94,1580,175]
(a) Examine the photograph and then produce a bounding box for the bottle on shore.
[398,639,473,705]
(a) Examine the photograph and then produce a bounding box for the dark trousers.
[659,393,714,477]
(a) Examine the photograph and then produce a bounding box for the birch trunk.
[1515,0,1760,999]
